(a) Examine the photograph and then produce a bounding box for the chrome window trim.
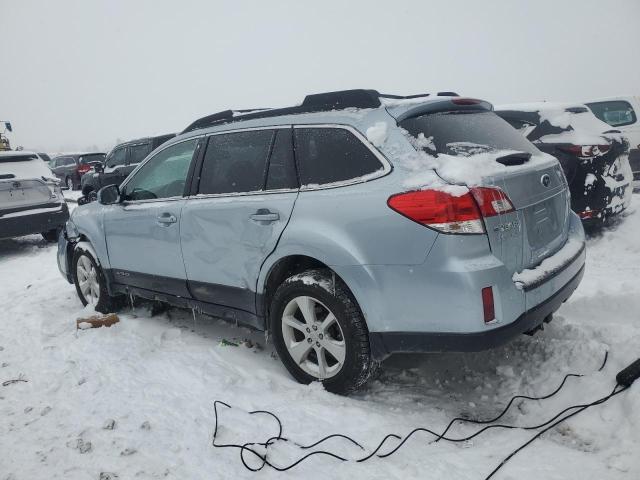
[185,123,392,200]
[293,124,392,191]
[119,135,203,205]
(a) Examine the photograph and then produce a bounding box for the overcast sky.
[1,0,638,152]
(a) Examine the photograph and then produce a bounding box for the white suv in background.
[0,151,68,242]
[585,96,640,190]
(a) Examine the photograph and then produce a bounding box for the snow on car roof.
[0,150,39,157]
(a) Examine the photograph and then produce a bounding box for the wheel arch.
[258,252,380,336]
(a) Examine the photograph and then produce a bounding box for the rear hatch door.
[398,108,570,275]
[0,153,56,212]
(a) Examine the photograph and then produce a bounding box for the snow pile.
[497,102,615,145]
[512,236,585,289]
[365,121,388,148]
[397,129,557,190]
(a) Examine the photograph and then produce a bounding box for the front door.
[103,138,200,297]
[181,128,299,313]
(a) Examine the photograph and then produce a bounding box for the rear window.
[294,127,383,186]
[79,153,106,165]
[586,100,637,127]
[0,154,39,163]
[400,111,538,156]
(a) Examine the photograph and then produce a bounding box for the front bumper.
[57,225,74,284]
[0,202,69,240]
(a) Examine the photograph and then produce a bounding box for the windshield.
[0,154,39,163]
[400,111,539,156]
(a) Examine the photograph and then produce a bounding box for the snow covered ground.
[1,194,639,480]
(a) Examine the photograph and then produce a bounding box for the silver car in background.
[57,90,586,393]
[1,151,68,242]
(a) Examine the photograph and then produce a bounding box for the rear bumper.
[0,203,69,240]
[370,263,584,359]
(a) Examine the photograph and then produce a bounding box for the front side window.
[129,143,152,165]
[586,100,637,127]
[123,139,197,201]
[294,127,383,186]
[106,147,127,168]
[198,130,273,195]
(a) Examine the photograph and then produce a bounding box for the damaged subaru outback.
[57,89,586,394]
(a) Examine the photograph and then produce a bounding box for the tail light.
[451,98,482,106]
[558,144,610,158]
[77,163,91,174]
[578,209,599,220]
[387,187,514,234]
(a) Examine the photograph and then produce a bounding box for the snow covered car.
[585,96,640,191]
[57,90,586,394]
[1,151,68,242]
[496,103,633,227]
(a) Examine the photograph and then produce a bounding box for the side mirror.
[97,184,121,205]
[95,164,104,173]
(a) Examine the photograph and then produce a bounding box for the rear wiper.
[496,152,531,166]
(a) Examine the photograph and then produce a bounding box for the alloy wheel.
[76,254,100,306]
[281,295,346,380]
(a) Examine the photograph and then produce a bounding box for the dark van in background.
[80,133,175,198]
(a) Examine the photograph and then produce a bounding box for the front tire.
[72,247,120,313]
[270,269,377,394]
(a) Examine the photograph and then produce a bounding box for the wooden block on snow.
[76,313,120,330]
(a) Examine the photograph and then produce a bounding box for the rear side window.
[586,101,637,127]
[401,112,538,157]
[199,130,273,194]
[79,153,105,165]
[129,143,152,164]
[294,127,383,186]
[63,157,76,166]
[266,129,298,190]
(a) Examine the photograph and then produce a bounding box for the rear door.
[103,138,200,296]
[181,127,299,313]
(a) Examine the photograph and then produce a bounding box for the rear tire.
[72,247,122,313]
[270,269,378,395]
[41,228,59,243]
[65,176,73,190]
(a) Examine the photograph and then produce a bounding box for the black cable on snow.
[211,350,630,478]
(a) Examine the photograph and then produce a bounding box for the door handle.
[157,213,177,225]
[250,210,279,222]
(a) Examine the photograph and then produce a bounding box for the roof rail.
[181,88,451,134]
[302,89,381,109]
[436,91,459,97]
